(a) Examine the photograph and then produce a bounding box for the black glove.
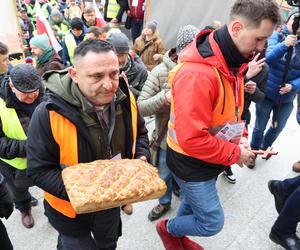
[0,176,13,219]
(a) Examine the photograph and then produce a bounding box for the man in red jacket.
[127,0,145,43]
[156,0,281,249]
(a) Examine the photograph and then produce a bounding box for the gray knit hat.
[176,25,199,54]
[146,20,158,33]
[10,64,41,93]
[106,32,130,54]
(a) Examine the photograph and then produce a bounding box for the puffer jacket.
[137,48,177,150]
[133,32,165,71]
[265,26,300,104]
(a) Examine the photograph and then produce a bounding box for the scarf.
[214,25,249,68]
[37,48,54,66]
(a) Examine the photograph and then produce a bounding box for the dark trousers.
[131,19,143,43]
[273,175,300,236]
[0,219,13,250]
[0,164,32,212]
[56,207,121,250]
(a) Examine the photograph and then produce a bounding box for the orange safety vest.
[44,91,138,218]
[167,63,244,156]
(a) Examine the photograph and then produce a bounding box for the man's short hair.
[230,0,281,27]
[0,41,8,55]
[74,40,115,63]
[87,26,101,37]
[83,5,95,14]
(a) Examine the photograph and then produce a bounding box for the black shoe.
[223,168,236,184]
[268,180,285,214]
[247,155,256,169]
[148,204,170,221]
[30,196,38,207]
[269,229,300,250]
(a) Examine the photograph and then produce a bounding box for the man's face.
[30,45,44,58]
[117,53,128,69]
[231,19,275,58]
[72,28,83,37]
[9,82,39,104]
[52,15,61,24]
[69,50,120,106]
[20,11,27,20]
[84,12,96,26]
[0,53,9,74]
[86,32,97,40]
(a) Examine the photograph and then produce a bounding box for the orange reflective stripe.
[49,111,78,165]
[129,90,137,158]
[167,63,244,156]
[44,111,79,218]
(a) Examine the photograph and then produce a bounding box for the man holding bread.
[26,40,150,250]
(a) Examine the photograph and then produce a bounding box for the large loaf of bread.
[62,159,167,214]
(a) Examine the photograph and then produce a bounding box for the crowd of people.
[0,0,300,249]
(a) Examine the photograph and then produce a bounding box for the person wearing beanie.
[49,9,70,39]
[0,64,44,229]
[62,17,85,65]
[133,20,165,71]
[176,25,199,54]
[137,24,199,222]
[30,34,64,76]
[107,32,148,99]
[250,8,300,173]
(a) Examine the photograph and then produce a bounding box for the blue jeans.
[250,98,294,150]
[131,19,143,43]
[158,148,173,205]
[167,174,224,237]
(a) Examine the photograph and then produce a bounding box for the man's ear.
[231,20,243,37]
[8,81,15,91]
[68,67,78,84]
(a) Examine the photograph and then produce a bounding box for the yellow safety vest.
[107,0,120,19]
[64,31,78,65]
[0,98,27,169]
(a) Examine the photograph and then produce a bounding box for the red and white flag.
[35,2,62,52]
[93,0,106,27]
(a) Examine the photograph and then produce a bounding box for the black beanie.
[70,17,84,30]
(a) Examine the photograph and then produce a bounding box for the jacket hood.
[43,69,89,109]
[178,30,248,78]
[162,48,177,71]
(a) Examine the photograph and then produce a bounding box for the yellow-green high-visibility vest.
[0,98,27,169]
[64,31,78,65]
[107,0,120,19]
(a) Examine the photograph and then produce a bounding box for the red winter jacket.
[128,0,144,20]
[166,30,248,181]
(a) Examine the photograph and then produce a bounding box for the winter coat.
[122,54,148,98]
[37,51,64,76]
[26,69,150,235]
[128,0,144,20]
[137,48,177,150]
[133,33,165,71]
[166,30,248,181]
[265,26,300,104]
